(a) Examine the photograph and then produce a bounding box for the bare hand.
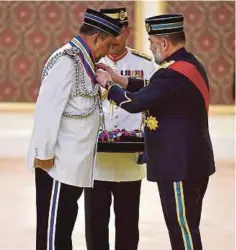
[96,63,121,83]
[34,158,54,170]
[96,63,128,89]
[96,69,112,88]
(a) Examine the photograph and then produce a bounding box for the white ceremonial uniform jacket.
[94,47,157,182]
[27,42,101,187]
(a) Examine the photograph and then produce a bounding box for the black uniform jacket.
[107,48,215,182]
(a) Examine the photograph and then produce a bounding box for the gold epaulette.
[158,60,175,69]
[130,48,152,61]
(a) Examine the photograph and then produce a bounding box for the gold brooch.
[145,116,158,130]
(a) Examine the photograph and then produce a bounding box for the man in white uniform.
[84,8,156,250]
[26,8,122,250]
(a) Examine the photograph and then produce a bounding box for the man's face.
[94,35,115,62]
[109,25,130,55]
[149,35,165,64]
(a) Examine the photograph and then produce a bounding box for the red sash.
[168,61,209,114]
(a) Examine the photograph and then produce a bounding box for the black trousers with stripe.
[157,177,209,250]
[35,168,83,250]
[84,180,141,250]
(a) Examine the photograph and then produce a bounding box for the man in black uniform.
[96,14,215,250]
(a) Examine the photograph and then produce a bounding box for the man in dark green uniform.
[96,13,215,250]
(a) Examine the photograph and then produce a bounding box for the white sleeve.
[33,55,74,160]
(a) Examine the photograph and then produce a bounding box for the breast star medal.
[144,116,158,130]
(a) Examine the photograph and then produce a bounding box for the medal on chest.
[120,70,144,79]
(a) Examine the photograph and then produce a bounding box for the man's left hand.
[34,158,54,170]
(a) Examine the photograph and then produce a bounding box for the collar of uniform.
[107,47,128,62]
[164,47,187,63]
[72,35,95,63]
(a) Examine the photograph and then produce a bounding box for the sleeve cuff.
[35,147,54,160]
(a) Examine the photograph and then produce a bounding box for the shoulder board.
[130,49,152,61]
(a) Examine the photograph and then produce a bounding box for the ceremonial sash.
[69,36,96,84]
[168,61,209,114]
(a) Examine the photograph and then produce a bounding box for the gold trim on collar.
[158,60,175,69]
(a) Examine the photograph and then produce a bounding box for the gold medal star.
[145,116,158,130]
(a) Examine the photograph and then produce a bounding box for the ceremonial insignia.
[145,23,151,33]
[134,70,144,79]
[119,10,126,21]
[145,116,158,130]
[120,70,144,79]
[101,8,128,24]
[159,60,175,69]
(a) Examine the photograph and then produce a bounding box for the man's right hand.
[96,63,118,79]
[34,158,54,170]
[96,63,128,89]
